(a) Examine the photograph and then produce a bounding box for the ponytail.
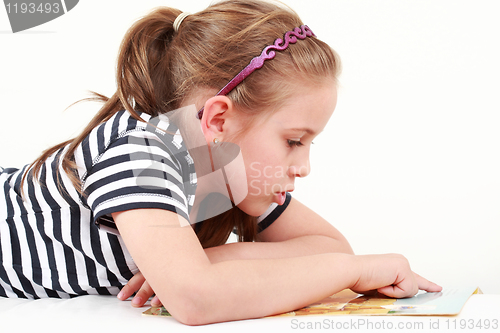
[117,7,181,117]
[24,8,181,195]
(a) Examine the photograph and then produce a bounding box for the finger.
[377,273,418,298]
[377,284,414,298]
[131,281,155,307]
[117,271,146,300]
[415,273,443,293]
[150,295,163,307]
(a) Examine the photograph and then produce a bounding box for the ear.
[200,96,235,144]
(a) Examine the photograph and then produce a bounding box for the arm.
[120,197,353,305]
[113,208,441,325]
[205,197,354,263]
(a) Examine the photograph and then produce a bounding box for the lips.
[272,186,293,205]
[273,192,287,205]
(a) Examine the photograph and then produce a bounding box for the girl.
[0,0,441,325]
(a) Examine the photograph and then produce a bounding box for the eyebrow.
[288,127,318,136]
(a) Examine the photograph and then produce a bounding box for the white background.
[1,0,499,294]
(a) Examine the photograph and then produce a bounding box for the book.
[142,286,482,318]
[270,287,482,317]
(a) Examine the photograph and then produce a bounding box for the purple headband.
[197,24,315,119]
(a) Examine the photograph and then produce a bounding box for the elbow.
[341,240,355,255]
[172,303,210,326]
[157,283,216,326]
[318,234,354,255]
[331,234,355,255]
[172,309,205,326]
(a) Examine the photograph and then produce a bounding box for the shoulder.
[79,112,197,228]
[73,111,191,180]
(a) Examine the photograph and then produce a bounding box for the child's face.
[235,82,338,216]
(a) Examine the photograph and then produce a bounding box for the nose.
[288,156,311,178]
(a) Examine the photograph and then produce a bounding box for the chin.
[236,196,270,217]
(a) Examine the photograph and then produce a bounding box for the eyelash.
[287,139,316,148]
[287,139,304,147]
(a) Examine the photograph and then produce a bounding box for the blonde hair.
[25,0,341,248]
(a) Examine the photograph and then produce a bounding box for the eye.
[287,139,304,148]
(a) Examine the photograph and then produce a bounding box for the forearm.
[205,234,354,263]
[177,252,357,325]
[116,209,441,325]
[120,234,354,308]
[177,252,441,325]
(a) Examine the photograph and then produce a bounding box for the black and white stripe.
[0,110,288,299]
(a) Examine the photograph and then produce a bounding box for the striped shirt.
[0,110,290,299]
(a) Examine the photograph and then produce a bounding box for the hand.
[351,254,442,298]
[117,271,163,307]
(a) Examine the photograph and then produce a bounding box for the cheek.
[246,161,265,195]
[246,158,286,190]
[240,138,287,189]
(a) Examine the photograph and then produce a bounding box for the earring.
[213,138,220,144]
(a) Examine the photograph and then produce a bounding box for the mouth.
[272,187,294,206]
[273,192,287,205]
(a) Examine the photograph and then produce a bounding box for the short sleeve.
[82,126,196,232]
[256,192,292,233]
